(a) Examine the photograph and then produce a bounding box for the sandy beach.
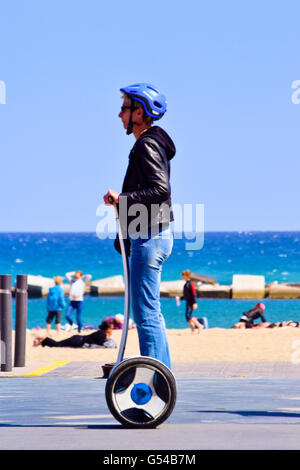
[21,326,300,364]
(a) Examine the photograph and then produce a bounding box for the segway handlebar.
[108,195,130,364]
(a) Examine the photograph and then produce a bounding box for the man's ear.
[136,106,144,120]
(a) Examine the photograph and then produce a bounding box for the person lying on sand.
[33,320,116,349]
[232,320,300,329]
[273,320,300,328]
[232,322,273,329]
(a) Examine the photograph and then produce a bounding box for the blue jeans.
[66,300,83,332]
[129,227,173,369]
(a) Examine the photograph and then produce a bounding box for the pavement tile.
[1,360,299,378]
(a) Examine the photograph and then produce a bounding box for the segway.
[104,197,177,428]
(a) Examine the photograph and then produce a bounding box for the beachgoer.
[103,313,124,330]
[239,302,267,328]
[46,276,66,335]
[104,83,175,369]
[103,313,135,330]
[33,320,116,349]
[65,270,92,333]
[180,270,203,333]
[248,321,300,329]
[274,320,300,328]
[232,321,272,329]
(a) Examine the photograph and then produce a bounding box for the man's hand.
[192,303,198,310]
[103,189,120,205]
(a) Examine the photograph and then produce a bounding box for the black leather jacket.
[121,126,175,230]
[115,126,176,254]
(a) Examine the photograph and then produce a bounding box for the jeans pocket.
[155,233,173,261]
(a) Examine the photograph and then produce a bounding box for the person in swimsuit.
[239,303,267,328]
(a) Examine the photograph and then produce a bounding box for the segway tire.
[105,356,177,428]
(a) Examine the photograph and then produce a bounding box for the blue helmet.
[120,83,167,120]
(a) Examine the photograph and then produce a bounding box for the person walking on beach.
[46,276,66,335]
[180,270,202,333]
[33,320,116,349]
[65,270,92,333]
[104,83,175,369]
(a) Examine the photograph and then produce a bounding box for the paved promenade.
[1,359,300,378]
[0,361,300,451]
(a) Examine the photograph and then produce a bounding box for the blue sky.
[0,0,299,231]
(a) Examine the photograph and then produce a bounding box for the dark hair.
[99,320,113,331]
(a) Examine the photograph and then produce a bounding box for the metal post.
[14,275,28,367]
[0,274,12,372]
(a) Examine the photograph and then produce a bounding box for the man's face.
[119,97,132,130]
[119,97,142,130]
[74,271,82,280]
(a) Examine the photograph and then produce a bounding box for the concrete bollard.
[14,275,28,367]
[0,274,13,372]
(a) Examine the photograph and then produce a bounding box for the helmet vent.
[153,101,162,108]
[146,85,159,93]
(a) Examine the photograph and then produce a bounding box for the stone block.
[232,274,265,299]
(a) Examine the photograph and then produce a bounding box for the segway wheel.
[105,356,177,428]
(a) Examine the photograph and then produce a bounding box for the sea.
[0,231,299,330]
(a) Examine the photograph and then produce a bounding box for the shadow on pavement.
[193,410,300,418]
[0,423,123,429]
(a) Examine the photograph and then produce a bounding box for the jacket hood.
[139,126,176,161]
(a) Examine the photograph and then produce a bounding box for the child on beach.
[46,276,66,335]
[180,270,203,333]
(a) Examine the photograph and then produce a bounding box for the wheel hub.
[130,383,152,405]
